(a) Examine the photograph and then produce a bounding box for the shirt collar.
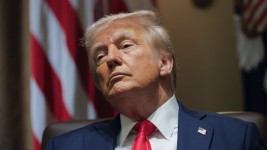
[118,95,179,146]
[148,95,179,139]
[118,114,136,146]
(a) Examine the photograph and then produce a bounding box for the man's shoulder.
[196,111,261,140]
[202,111,251,128]
[45,117,120,150]
[179,102,251,128]
[183,106,252,127]
[203,111,244,121]
[179,104,255,134]
[203,112,266,149]
[56,118,118,139]
[49,119,110,141]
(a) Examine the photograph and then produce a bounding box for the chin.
[106,86,134,104]
[107,89,129,101]
[108,82,135,95]
[104,81,141,102]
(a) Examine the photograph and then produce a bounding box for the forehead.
[93,18,146,44]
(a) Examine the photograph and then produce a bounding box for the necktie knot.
[132,120,156,150]
[133,120,156,136]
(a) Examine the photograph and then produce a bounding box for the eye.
[120,40,134,49]
[95,52,107,63]
[122,43,132,49]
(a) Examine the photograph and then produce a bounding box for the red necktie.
[132,120,156,150]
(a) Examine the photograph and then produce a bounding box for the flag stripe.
[30,0,97,148]
[32,0,92,119]
[33,133,41,150]
[30,78,53,141]
[252,5,267,32]
[243,0,255,15]
[30,0,95,119]
[45,0,96,104]
[30,0,96,148]
[69,0,95,28]
[248,1,267,29]
[243,0,267,33]
[260,15,267,32]
[244,0,263,25]
[31,33,71,121]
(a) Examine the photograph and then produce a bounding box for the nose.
[106,45,122,68]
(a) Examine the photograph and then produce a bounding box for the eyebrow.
[91,42,105,53]
[91,30,139,54]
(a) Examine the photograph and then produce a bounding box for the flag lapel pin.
[197,127,207,135]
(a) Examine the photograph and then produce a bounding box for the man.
[45,10,266,150]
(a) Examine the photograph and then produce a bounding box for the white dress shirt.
[115,95,179,150]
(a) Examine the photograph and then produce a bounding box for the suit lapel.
[83,116,121,150]
[177,103,213,150]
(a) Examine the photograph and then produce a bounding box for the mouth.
[108,72,128,85]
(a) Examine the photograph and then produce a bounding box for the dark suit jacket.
[45,102,266,150]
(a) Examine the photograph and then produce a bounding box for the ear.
[159,53,173,78]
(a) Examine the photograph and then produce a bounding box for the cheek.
[96,66,109,85]
[130,54,160,77]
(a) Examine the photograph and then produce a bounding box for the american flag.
[243,0,267,33]
[235,0,267,117]
[29,0,156,150]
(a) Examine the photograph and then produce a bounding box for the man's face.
[91,19,162,106]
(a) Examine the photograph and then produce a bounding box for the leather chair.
[41,111,267,149]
